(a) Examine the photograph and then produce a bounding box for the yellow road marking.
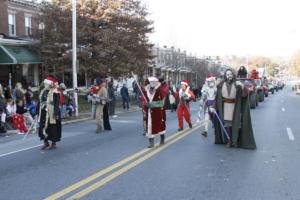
[66,125,201,200]
[44,126,199,200]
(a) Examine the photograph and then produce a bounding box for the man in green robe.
[214,69,256,149]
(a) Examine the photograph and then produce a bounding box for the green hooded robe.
[214,80,256,149]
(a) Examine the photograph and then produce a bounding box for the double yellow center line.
[45,121,206,200]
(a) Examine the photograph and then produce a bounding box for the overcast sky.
[142,0,300,58]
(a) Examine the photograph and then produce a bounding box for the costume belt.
[223,98,236,103]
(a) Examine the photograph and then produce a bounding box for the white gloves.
[209,107,216,113]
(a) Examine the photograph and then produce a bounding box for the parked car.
[268,83,274,94]
[255,79,265,102]
[262,84,269,97]
[273,81,279,92]
[277,81,284,90]
[295,84,300,95]
[239,78,258,109]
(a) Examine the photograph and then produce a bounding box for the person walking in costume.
[38,76,62,150]
[173,80,195,131]
[214,69,256,149]
[142,77,168,148]
[199,74,217,137]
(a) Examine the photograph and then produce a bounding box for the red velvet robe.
[142,83,168,138]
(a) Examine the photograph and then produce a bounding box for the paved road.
[0,88,299,200]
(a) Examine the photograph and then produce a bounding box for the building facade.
[0,0,41,89]
[149,46,218,88]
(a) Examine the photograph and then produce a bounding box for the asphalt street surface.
[0,87,299,200]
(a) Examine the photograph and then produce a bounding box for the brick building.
[0,0,41,89]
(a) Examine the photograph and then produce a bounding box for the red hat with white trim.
[44,76,57,85]
[181,80,189,86]
[207,74,214,78]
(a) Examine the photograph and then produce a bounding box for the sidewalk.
[1,105,141,137]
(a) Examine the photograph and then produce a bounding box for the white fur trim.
[44,79,52,85]
[145,82,161,102]
[148,76,159,82]
[181,81,188,86]
[179,87,191,98]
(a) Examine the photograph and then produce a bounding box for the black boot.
[201,131,208,137]
[41,140,49,150]
[147,138,154,148]
[160,134,165,145]
[225,127,232,148]
[189,123,193,129]
[48,142,57,150]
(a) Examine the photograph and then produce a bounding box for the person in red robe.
[142,76,168,148]
[250,69,260,79]
[173,80,195,131]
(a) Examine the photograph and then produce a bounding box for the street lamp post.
[72,0,78,116]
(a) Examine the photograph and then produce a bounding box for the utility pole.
[72,0,78,116]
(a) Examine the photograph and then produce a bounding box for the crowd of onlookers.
[0,82,77,135]
[0,82,36,134]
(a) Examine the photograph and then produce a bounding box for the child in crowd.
[7,99,28,134]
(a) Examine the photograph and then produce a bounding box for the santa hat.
[44,76,57,85]
[181,80,189,86]
[148,76,159,82]
[206,74,216,84]
[207,74,214,78]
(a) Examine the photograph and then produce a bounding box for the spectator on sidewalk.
[107,82,116,116]
[0,88,7,133]
[3,86,12,99]
[59,83,67,119]
[25,86,36,117]
[89,79,99,119]
[120,84,130,110]
[7,98,28,134]
[132,81,138,102]
[13,83,25,105]
[65,91,75,117]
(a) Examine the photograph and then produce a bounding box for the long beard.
[226,79,233,84]
[150,87,155,94]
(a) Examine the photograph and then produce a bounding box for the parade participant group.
[12,67,256,150]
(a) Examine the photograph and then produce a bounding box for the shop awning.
[0,45,42,65]
[0,45,16,65]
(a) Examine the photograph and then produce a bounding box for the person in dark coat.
[120,84,130,110]
[107,82,116,116]
[38,76,62,150]
[103,81,112,131]
[214,69,256,149]
[237,66,248,78]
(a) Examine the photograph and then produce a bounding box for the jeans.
[60,105,67,119]
[122,98,129,109]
